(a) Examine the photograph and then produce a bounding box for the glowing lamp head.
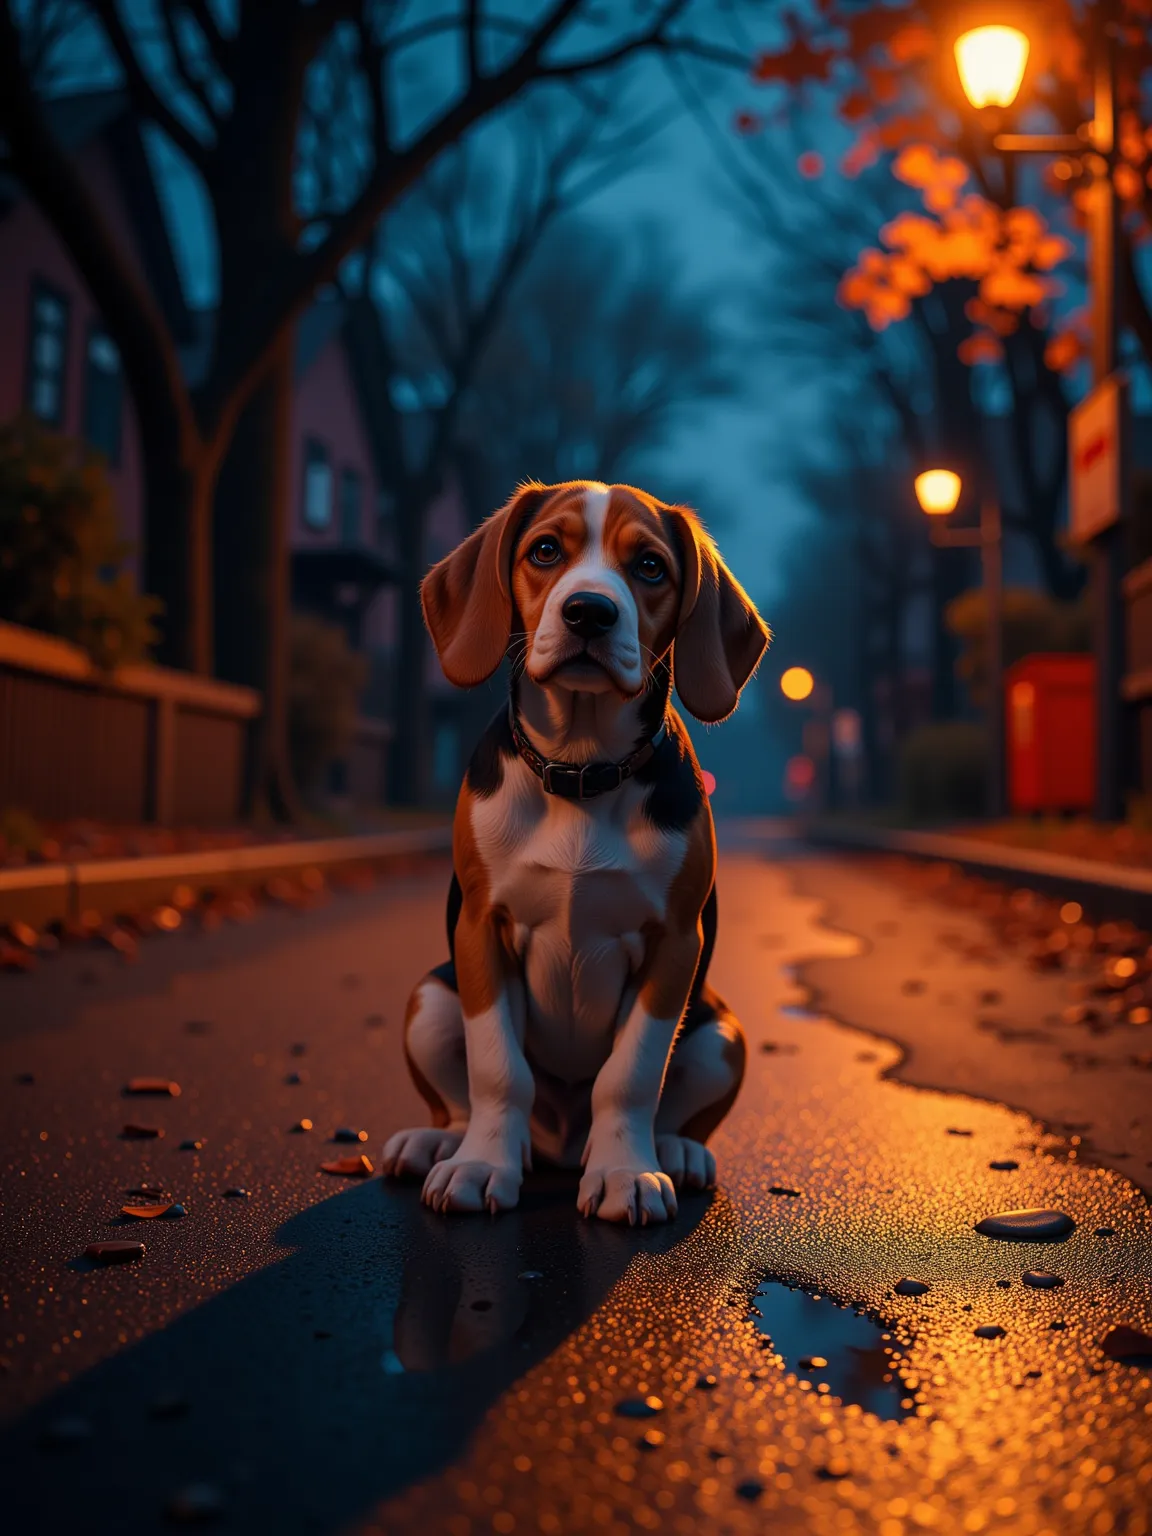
[780,666,815,703]
[954,25,1030,109]
[914,469,963,516]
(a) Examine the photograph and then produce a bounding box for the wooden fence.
[0,620,260,826]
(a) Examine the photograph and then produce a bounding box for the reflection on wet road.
[0,846,1149,1534]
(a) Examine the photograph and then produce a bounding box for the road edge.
[0,825,454,927]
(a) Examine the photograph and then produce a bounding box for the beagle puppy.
[382,480,770,1224]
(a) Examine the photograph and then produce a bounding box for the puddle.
[749,1280,910,1422]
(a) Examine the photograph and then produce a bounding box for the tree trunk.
[387,492,432,807]
[140,440,214,675]
[212,333,299,823]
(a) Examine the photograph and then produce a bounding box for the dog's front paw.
[655,1134,716,1191]
[422,1155,522,1215]
[381,1127,464,1180]
[578,1164,678,1225]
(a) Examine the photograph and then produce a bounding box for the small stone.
[1022,1270,1064,1290]
[164,1203,187,1218]
[975,1325,1006,1339]
[996,1279,1012,1288]
[285,1071,305,1085]
[41,1415,92,1448]
[695,1373,718,1390]
[1102,1324,1152,1360]
[222,1187,250,1199]
[334,1127,368,1143]
[798,1355,829,1370]
[517,1270,544,1281]
[894,1278,930,1297]
[1049,1320,1067,1331]
[638,1429,665,1450]
[179,1140,204,1152]
[768,1185,801,1198]
[989,1160,1019,1171]
[166,1482,224,1523]
[150,1394,189,1420]
[85,1240,145,1264]
[975,1208,1075,1241]
[320,1155,374,1177]
[290,1119,314,1133]
[735,1479,764,1500]
[947,1128,973,1137]
[122,1124,164,1140]
[614,1395,663,1419]
[125,1077,181,1097]
[1095,1226,1115,1237]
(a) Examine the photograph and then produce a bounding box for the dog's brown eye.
[529,536,562,567]
[634,552,666,584]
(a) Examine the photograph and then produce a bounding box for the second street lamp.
[915,470,1006,820]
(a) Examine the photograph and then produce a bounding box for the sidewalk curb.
[789,819,1152,925]
[0,826,454,929]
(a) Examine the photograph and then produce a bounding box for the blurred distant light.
[954,25,1029,110]
[914,469,962,516]
[701,769,717,797]
[1060,901,1082,925]
[785,754,816,798]
[780,666,815,702]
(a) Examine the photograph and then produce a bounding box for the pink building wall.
[288,332,379,548]
[0,139,145,562]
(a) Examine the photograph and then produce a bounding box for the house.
[0,90,485,810]
[0,92,195,569]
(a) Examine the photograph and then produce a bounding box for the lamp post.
[952,3,1125,820]
[914,470,1006,819]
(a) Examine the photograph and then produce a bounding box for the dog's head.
[421,480,770,723]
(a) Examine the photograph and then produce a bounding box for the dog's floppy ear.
[421,483,548,687]
[665,506,771,724]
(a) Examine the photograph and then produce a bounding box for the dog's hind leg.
[382,964,471,1180]
[652,986,746,1191]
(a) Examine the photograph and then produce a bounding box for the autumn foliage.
[743,0,1152,370]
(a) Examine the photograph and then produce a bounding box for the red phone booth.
[1005,653,1096,815]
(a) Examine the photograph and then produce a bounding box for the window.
[83,327,123,464]
[339,467,363,544]
[302,439,332,530]
[25,280,70,426]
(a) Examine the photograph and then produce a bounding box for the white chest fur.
[469,759,689,1080]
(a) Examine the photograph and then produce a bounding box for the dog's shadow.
[1,1174,712,1535]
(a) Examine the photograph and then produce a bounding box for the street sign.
[1068,373,1128,545]
[831,708,862,758]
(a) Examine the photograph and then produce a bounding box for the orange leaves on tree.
[1044,328,1088,373]
[958,332,1004,366]
[887,23,934,65]
[751,17,834,87]
[841,129,881,179]
[839,90,873,124]
[798,150,825,178]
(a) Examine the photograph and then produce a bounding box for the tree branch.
[89,0,212,168]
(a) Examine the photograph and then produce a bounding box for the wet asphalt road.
[1,837,1150,1535]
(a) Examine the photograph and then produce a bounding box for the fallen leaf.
[121,1203,180,1219]
[320,1155,374,1178]
[125,1077,182,1096]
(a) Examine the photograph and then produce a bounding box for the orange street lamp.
[951,1,1126,820]
[954,25,1030,109]
[914,469,963,517]
[915,470,1004,819]
[780,666,815,702]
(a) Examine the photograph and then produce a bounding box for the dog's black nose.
[562,591,619,638]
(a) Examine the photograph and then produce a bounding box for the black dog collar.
[508,704,666,800]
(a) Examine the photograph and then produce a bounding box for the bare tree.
[0,0,723,815]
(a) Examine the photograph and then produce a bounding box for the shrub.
[287,613,368,796]
[0,416,161,668]
[946,585,1091,711]
[900,720,988,822]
